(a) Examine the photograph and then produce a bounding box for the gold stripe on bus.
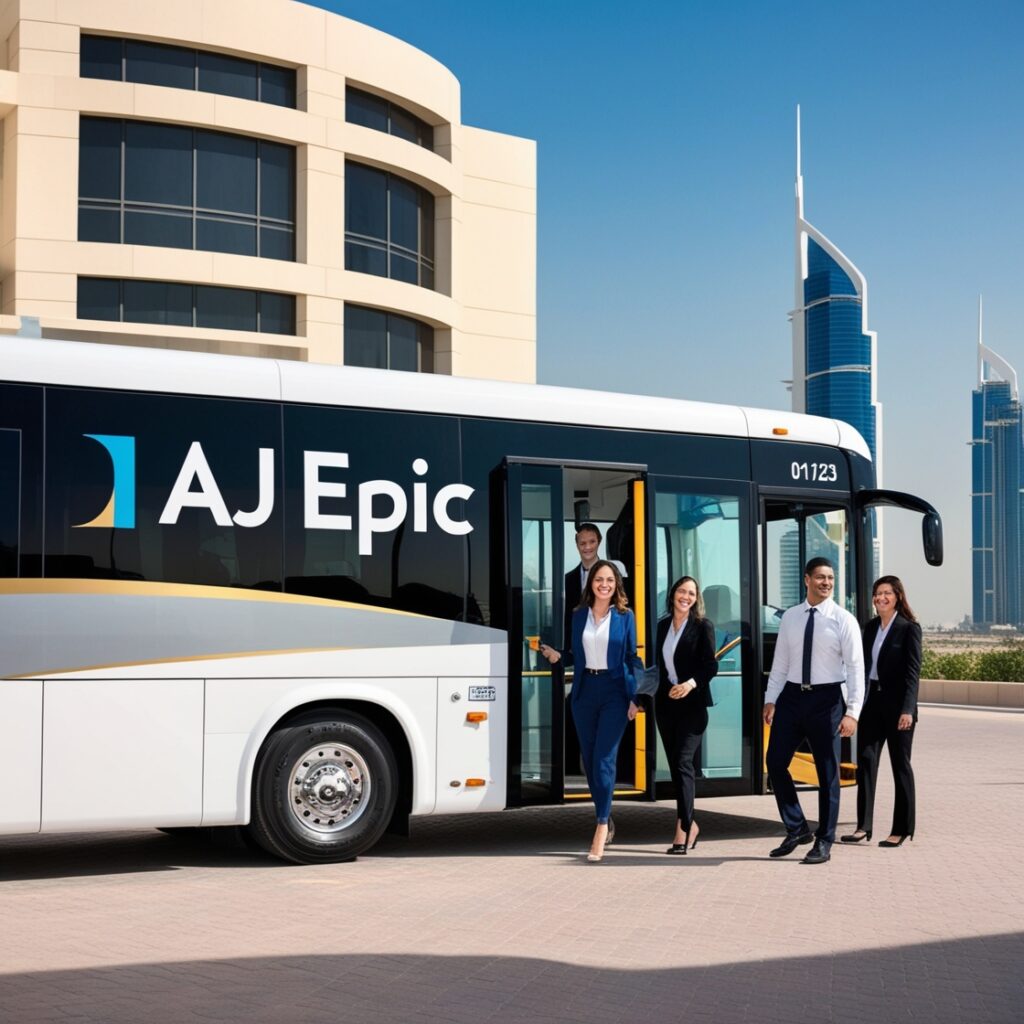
[0,578,427,617]
[14,644,356,679]
[632,478,646,661]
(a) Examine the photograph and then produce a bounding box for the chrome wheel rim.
[288,743,371,838]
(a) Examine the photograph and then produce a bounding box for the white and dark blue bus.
[0,336,941,862]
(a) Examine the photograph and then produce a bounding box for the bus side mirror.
[923,512,943,567]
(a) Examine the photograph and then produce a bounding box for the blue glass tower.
[791,110,880,463]
[971,301,1023,627]
[791,108,882,569]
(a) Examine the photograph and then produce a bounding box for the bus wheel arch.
[247,701,411,864]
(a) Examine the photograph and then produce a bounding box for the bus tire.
[249,712,398,864]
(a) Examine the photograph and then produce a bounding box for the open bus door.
[504,458,650,807]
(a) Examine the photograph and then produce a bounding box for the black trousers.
[766,683,844,844]
[655,697,708,832]
[856,691,916,837]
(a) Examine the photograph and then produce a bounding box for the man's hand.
[763,703,775,726]
[838,714,857,738]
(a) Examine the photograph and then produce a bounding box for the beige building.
[0,0,537,381]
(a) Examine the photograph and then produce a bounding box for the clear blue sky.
[315,0,1024,625]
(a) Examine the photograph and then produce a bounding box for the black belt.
[786,680,843,693]
[586,668,610,675]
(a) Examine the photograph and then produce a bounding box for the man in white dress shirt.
[762,557,864,865]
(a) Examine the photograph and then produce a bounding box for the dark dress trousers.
[654,615,718,832]
[562,565,586,773]
[857,614,921,837]
[568,606,640,823]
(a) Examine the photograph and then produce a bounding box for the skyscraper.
[790,108,883,573]
[971,299,1023,627]
[791,109,882,465]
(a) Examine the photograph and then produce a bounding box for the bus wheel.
[249,712,398,864]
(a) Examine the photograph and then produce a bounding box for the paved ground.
[1,706,1022,1024]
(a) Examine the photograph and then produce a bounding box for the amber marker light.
[465,778,486,787]
[772,427,789,435]
[466,711,488,723]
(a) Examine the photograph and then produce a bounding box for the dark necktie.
[802,607,816,687]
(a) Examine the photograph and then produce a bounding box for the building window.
[80,35,297,108]
[346,86,434,150]
[79,118,296,261]
[345,162,434,288]
[78,278,295,335]
[344,305,433,372]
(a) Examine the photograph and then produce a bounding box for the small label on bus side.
[468,686,496,701]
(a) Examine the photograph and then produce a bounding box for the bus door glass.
[651,480,752,792]
[505,460,647,806]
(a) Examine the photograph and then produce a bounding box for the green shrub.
[921,643,1024,682]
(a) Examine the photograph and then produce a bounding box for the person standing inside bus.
[656,576,718,855]
[841,576,921,849]
[540,560,640,862]
[763,557,864,865]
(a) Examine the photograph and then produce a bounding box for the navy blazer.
[654,615,718,709]
[862,613,922,720]
[568,605,640,706]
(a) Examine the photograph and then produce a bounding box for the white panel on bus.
[434,677,507,813]
[42,679,203,830]
[0,681,42,835]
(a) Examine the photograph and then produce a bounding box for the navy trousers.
[573,672,630,823]
[766,682,844,844]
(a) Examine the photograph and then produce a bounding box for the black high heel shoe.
[606,817,615,846]
[878,834,913,847]
[840,829,872,843]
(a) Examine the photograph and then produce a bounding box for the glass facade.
[344,305,433,372]
[971,377,1023,626]
[80,35,297,108]
[346,87,434,150]
[344,162,435,288]
[802,238,876,461]
[78,118,296,261]
[78,278,296,335]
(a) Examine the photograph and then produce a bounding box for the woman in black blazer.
[655,576,718,854]
[842,575,922,848]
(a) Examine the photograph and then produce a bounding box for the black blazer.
[654,616,718,709]
[862,614,922,720]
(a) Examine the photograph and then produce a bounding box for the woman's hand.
[897,713,914,731]
[538,643,561,665]
[627,702,638,721]
[669,679,696,700]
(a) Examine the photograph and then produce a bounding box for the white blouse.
[662,618,688,684]
[869,615,896,682]
[582,609,611,670]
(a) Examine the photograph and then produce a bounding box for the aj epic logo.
[74,435,474,553]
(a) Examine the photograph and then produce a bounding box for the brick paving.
[1,706,1022,1023]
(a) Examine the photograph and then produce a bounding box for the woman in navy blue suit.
[841,575,921,848]
[655,576,718,854]
[540,560,639,862]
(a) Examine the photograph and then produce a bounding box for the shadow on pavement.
[1,935,1021,1024]
[0,805,799,880]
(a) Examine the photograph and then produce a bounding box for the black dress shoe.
[839,830,872,843]
[666,843,687,855]
[769,831,814,858]
[801,840,831,864]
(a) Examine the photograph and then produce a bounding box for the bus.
[0,335,942,863]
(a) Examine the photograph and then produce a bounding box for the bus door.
[758,493,857,788]
[0,425,43,835]
[504,458,648,806]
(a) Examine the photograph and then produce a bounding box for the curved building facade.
[0,0,537,381]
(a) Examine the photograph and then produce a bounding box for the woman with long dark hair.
[841,575,922,848]
[539,560,640,862]
[655,576,718,854]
